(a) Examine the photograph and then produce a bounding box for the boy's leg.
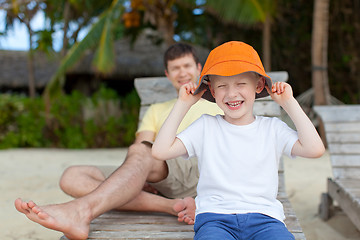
[194,213,238,240]
[245,213,295,240]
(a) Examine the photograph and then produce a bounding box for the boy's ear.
[256,77,266,94]
[208,82,216,99]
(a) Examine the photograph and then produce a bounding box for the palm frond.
[43,13,107,98]
[92,14,115,73]
[205,0,266,24]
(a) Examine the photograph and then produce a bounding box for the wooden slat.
[324,122,360,133]
[332,167,360,179]
[134,77,177,105]
[267,71,289,83]
[337,179,360,201]
[331,155,360,168]
[314,105,360,122]
[253,101,281,116]
[326,132,360,143]
[61,212,194,240]
[328,143,360,155]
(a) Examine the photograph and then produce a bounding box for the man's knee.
[126,142,168,182]
[126,142,153,164]
[59,165,104,192]
[59,166,78,192]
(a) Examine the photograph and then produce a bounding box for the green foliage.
[0,95,46,149]
[0,87,140,149]
[119,89,140,146]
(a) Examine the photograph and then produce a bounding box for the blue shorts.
[194,212,295,240]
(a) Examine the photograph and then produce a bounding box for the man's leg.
[59,165,109,198]
[15,142,170,240]
[59,150,195,220]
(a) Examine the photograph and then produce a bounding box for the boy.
[152,41,325,239]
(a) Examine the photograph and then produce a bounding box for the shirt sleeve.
[275,118,298,158]
[177,115,206,159]
[136,105,157,135]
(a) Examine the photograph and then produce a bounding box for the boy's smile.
[226,100,244,110]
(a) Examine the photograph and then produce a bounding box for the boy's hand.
[178,82,205,106]
[265,82,294,106]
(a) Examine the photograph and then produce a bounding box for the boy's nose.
[227,87,238,98]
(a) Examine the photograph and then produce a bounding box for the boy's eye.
[217,85,225,88]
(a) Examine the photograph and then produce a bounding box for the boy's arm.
[152,82,204,160]
[266,82,325,158]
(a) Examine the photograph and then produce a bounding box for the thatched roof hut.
[0,50,59,89]
[0,32,210,94]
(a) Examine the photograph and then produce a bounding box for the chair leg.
[318,192,333,220]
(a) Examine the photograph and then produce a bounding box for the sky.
[0,10,87,52]
[0,10,45,51]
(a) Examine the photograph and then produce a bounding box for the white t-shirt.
[177,114,298,222]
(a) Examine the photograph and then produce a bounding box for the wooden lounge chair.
[61,71,306,239]
[314,105,360,231]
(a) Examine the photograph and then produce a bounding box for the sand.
[1,149,359,240]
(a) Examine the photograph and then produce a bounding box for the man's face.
[165,54,202,92]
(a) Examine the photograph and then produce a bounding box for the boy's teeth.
[228,101,242,107]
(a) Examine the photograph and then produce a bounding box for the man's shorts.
[96,156,199,199]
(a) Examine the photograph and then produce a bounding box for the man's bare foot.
[173,197,196,225]
[14,198,91,240]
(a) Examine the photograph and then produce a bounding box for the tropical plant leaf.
[204,0,267,24]
[93,14,115,73]
[43,0,126,101]
[43,2,124,99]
[43,13,107,99]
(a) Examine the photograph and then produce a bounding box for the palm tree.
[1,1,42,98]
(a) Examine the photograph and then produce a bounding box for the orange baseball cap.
[194,41,272,102]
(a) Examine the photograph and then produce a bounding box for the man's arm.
[134,131,156,144]
[152,82,204,161]
[266,82,325,158]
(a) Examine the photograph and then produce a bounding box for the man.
[14,43,222,240]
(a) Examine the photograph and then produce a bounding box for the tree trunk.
[311,0,331,106]
[262,12,271,71]
[27,25,36,98]
[157,16,175,46]
[143,0,176,47]
[61,1,71,57]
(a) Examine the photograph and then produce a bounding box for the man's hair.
[164,43,200,70]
